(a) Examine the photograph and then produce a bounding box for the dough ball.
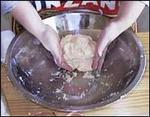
[61,34,96,71]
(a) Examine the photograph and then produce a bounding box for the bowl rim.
[6,11,146,112]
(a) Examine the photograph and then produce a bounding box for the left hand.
[92,1,146,70]
[92,21,124,70]
[92,27,113,70]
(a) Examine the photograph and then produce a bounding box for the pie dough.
[61,34,96,71]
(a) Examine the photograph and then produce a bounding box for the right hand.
[38,25,73,71]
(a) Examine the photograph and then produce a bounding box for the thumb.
[97,40,108,57]
[92,38,109,70]
[52,48,73,71]
[51,47,63,65]
[92,51,100,70]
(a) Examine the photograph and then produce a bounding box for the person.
[92,1,149,70]
[1,1,149,116]
[1,1,72,71]
[1,1,149,71]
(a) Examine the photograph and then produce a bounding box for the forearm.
[8,1,71,70]
[104,1,145,41]
[11,1,48,40]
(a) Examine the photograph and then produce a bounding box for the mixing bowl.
[6,11,146,112]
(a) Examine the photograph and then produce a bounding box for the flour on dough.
[61,34,96,71]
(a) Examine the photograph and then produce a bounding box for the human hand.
[39,25,73,71]
[10,1,145,71]
[92,21,127,70]
[9,2,72,71]
[92,1,145,70]
[92,27,113,70]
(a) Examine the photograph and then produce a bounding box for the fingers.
[97,47,108,70]
[39,26,73,71]
[92,36,109,70]
[92,39,106,70]
[53,50,73,71]
[92,52,100,70]
[92,47,108,71]
[60,60,73,71]
[51,45,62,63]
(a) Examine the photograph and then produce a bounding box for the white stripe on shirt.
[35,1,42,11]
[45,1,61,9]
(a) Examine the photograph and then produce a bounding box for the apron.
[12,1,120,35]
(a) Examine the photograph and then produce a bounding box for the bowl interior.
[6,12,145,112]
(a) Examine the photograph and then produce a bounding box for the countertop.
[1,32,149,116]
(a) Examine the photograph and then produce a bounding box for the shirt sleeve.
[1,1,20,15]
[141,1,149,6]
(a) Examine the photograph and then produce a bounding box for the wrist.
[104,20,127,42]
[35,24,49,40]
[103,22,118,42]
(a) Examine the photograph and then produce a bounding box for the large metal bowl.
[6,11,146,112]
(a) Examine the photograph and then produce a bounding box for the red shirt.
[13,1,120,34]
[31,1,119,17]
